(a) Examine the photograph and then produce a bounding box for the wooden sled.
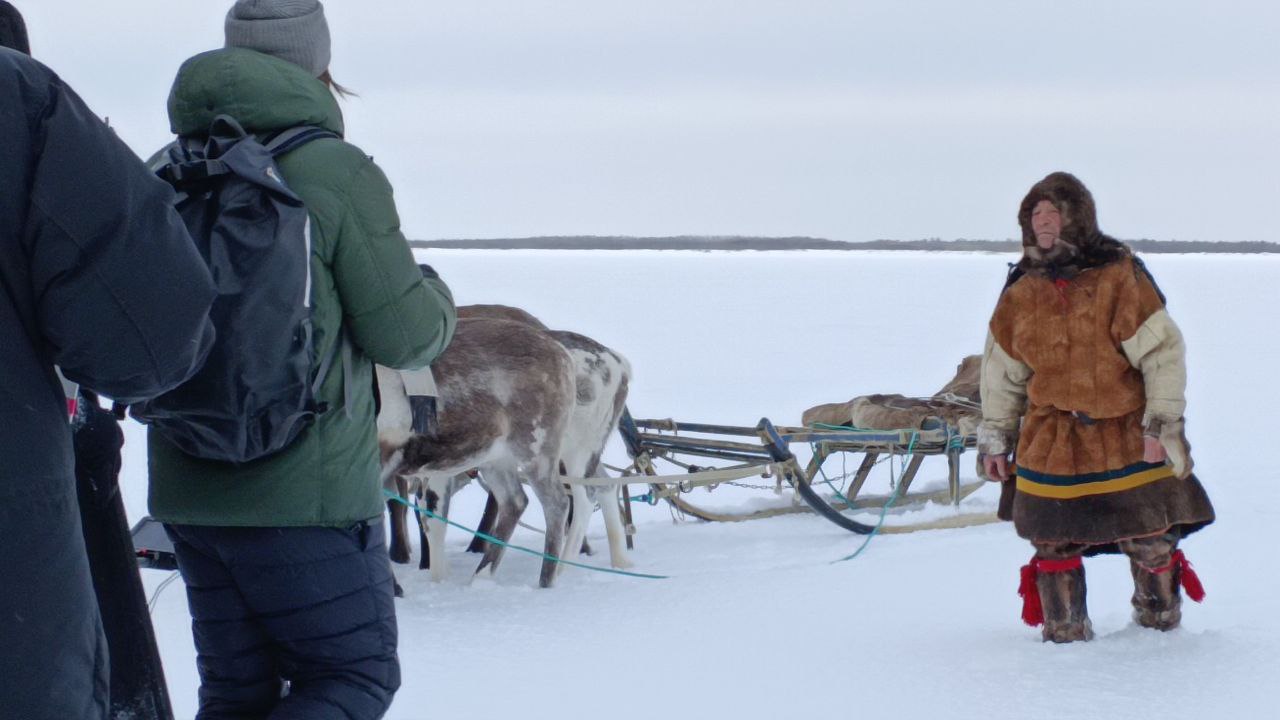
[616,410,997,535]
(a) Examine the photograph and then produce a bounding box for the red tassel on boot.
[1019,556,1083,626]
[1174,550,1206,603]
[1019,562,1043,626]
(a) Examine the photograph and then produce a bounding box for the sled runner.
[614,409,995,534]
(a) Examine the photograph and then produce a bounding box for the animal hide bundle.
[800,355,981,434]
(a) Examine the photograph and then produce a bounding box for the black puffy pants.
[166,520,401,720]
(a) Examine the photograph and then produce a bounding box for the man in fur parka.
[978,172,1214,643]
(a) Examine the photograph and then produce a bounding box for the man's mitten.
[1146,415,1194,480]
[72,390,124,506]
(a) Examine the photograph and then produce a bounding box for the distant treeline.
[410,236,1278,253]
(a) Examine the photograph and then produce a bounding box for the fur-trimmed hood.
[1017,172,1128,278]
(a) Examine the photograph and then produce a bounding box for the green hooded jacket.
[147,48,455,527]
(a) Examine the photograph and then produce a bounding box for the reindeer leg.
[560,484,593,576]
[415,493,430,570]
[467,488,498,554]
[387,499,409,564]
[579,453,608,555]
[421,476,451,581]
[475,472,527,578]
[532,471,571,588]
[387,476,412,565]
[565,493,592,555]
[597,484,633,569]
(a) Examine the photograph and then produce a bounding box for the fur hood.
[1017,172,1128,278]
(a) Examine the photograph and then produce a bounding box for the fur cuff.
[977,422,1017,456]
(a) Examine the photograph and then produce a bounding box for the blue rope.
[809,442,865,509]
[832,431,919,564]
[383,489,669,580]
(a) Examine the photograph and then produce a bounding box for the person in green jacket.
[148,3,456,717]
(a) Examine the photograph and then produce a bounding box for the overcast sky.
[16,1,1280,242]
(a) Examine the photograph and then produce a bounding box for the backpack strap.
[311,332,356,419]
[265,125,343,415]
[157,159,231,188]
[263,126,340,158]
[154,136,231,191]
[340,338,354,419]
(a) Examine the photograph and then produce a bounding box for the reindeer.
[380,306,634,586]
[543,329,632,571]
[456,303,548,330]
[379,316,577,588]
[454,306,633,573]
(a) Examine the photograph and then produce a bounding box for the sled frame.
[616,409,983,535]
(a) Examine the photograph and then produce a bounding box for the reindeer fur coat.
[978,172,1214,547]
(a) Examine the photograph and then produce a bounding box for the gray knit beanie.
[225,0,330,77]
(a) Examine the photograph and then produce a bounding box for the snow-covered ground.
[120,250,1279,720]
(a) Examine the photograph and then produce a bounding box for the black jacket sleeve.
[22,62,216,404]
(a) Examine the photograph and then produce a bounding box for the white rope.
[931,393,981,410]
[562,463,776,488]
[147,571,182,615]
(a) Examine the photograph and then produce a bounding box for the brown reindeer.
[380,306,634,585]
[455,306,633,573]
[379,316,577,588]
[457,303,548,330]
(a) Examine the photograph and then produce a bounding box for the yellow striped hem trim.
[1016,465,1175,500]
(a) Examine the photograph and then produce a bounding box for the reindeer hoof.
[393,579,404,598]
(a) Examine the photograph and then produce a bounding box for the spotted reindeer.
[543,328,632,571]
[379,315,577,588]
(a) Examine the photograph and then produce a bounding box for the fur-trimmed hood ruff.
[1017,172,1128,278]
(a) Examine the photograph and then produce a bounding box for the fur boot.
[1030,543,1093,643]
[1119,534,1182,631]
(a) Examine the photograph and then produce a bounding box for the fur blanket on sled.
[801,355,981,434]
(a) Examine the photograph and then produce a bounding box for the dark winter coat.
[0,1,28,55]
[147,48,457,528]
[0,48,217,719]
[979,172,1214,546]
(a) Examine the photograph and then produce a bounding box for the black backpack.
[131,115,345,464]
